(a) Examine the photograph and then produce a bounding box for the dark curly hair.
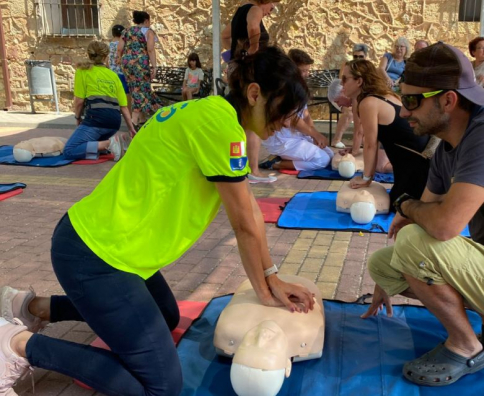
[228,46,309,130]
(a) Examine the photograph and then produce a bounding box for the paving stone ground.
[0,124,414,395]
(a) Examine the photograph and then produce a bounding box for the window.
[36,0,100,36]
[459,0,482,22]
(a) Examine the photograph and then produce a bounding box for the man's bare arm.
[401,182,484,240]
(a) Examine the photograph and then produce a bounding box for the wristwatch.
[362,175,373,182]
[263,264,278,278]
[393,193,414,218]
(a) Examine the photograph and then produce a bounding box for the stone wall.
[0,0,480,112]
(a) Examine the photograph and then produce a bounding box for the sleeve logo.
[230,141,247,171]
[230,142,246,157]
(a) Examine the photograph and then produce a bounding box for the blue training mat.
[0,145,73,167]
[298,167,395,183]
[277,191,394,233]
[277,191,471,236]
[0,183,26,193]
[178,296,484,396]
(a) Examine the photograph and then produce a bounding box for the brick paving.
[0,124,412,395]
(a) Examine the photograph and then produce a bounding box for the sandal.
[403,343,484,386]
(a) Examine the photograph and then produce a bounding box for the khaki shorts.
[368,224,484,315]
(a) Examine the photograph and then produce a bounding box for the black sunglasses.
[353,55,365,60]
[400,90,449,111]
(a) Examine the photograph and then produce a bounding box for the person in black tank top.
[221,1,280,184]
[221,1,275,61]
[341,59,430,207]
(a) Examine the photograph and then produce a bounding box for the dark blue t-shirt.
[427,105,484,244]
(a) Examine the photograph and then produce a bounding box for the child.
[182,53,204,100]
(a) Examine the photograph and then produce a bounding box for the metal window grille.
[35,0,101,37]
[459,0,482,22]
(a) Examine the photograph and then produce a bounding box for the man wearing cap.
[362,42,484,386]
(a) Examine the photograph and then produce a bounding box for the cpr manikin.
[332,151,364,175]
[214,275,325,396]
[13,137,67,163]
[336,181,390,224]
[336,153,358,178]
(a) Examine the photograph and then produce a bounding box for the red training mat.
[72,153,115,165]
[74,300,208,390]
[0,188,23,202]
[279,169,299,175]
[256,197,287,223]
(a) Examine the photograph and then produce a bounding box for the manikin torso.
[13,137,67,163]
[336,181,390,224]
[214,275,325,396]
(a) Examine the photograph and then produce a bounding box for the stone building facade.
[0,0,480,111]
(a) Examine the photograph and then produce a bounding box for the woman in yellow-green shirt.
[64,41,136,162]
[0,47,315,396]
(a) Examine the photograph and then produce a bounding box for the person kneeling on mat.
[0,47,314,396]
[64,41,136,162]
[362,42,484,386]
[260,49,333,172]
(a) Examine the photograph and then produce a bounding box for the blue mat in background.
[178,296,484,396]
[277,191,394,233]
[298,167,394,183]
[277,191,471,236]
[0,183,26,193]
[0,146,73,167]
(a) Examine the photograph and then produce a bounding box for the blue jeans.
[25,214,183,396]
[64,124,117,160]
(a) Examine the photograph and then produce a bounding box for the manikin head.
[338,153,356,178]
[231,320,291,396]
[350,190,376,224]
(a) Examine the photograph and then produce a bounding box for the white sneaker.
[108,135,122,162]
[332,142,346,149]
[247,174,278,184]
[0,287,44,334]
[0,318,32,396]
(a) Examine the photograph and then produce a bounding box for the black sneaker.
[259,156,281,170]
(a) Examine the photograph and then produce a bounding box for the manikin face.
[341,65,361,99]
[233,320,288,370]
[298,64,311,79]
[400,83,449,137]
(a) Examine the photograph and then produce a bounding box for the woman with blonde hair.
[379,37,411,90]
[341,59,430,206]
[64,41,136,162]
